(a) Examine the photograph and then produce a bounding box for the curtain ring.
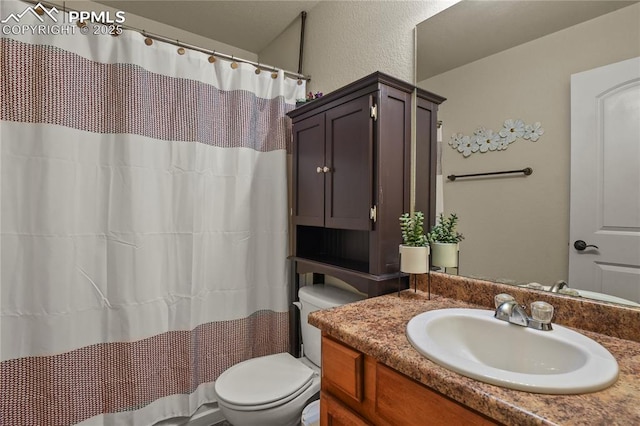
[177,41,185,55]
[208,50,216,63]
[143,31,153,46]
[255,63,261,75]
[271,67,278,79]
[231,56,238,69]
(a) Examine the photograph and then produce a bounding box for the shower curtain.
[0,1,306,424]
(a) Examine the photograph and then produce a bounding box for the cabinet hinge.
[370,104,378,121]
[370,205,377,222]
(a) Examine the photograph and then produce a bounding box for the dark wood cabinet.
[288,72,444,297]
[293,113,326,227]
[324,95,373,230]
[293,94,373,230]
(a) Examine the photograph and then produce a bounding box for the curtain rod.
[23,0,311,82]
[297,11,307,75]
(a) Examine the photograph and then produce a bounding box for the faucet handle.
[531,301,554,324]
[494,293,515,308]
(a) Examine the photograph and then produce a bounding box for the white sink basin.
[406,308,619,394]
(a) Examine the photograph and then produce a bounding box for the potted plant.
[427,213,464,268]
[398,211,429,273]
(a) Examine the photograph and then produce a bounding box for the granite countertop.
[308,289,640,426]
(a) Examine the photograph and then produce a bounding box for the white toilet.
[214,284,364,426]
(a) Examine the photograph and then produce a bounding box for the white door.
[569,57,640,302]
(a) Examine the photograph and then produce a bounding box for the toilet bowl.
[215,353,320,426]
[214,284,364,426]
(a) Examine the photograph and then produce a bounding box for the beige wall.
[260,1,458,94]
[258,15,303,78]
[419,3,640,285]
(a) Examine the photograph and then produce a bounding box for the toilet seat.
[215,353,316,411]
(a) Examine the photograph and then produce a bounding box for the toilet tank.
[298,285,365,367]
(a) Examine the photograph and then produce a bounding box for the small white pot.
[399,245,429,274]
[430,242,459,268]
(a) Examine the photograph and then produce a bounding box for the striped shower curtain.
[0,1,305,424]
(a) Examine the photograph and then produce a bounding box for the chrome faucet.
[494,294,554,331]
[494,300,529,327]
[549,280,568,293]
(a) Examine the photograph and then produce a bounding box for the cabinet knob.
[316,166,323,173]
[323,166,331,173]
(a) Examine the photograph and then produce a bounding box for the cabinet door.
[321,392,372,426]
[375,363,497,426]
[322,336,364,403]
[293,113,325,226]
[324,95,373,230]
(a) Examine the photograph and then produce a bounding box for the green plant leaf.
[399,211,428,247]
[427,213,464,244]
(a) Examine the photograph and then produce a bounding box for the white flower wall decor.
[449,119,544,157]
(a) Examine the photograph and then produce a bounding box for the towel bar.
[447,167,533,181]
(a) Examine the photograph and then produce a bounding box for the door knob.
[574,240,599,251]
[323,166,331,173]
[316,166,323,173]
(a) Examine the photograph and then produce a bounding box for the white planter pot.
[430,242,459,268]
[399,245,429,274]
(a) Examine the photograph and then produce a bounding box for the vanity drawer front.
[322,336,364,403]
[321,392,372,426]
[375,363,497,426]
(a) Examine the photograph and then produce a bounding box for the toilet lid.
[215,353,315,406]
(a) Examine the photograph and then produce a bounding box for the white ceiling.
[417,0,638,81]
[95,0,319,53]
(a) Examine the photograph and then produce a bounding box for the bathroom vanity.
[309,273,640,425]
[321,335,495,425]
